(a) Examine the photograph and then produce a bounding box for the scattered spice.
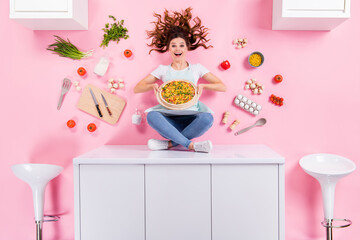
[100,15,129,48]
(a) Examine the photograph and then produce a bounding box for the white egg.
[253,110,259,115]
[242,97,248,102]
[247,99,252,104]
[240,102,245,107]
[234,98,240,105]
[237,94,243,99]
[251,102,257,108]
[244,104,249,110]
[256,105,262,110]
[249,107,254,112]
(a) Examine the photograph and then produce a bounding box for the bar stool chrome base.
[35,216,60,240]
[321,218,352,240]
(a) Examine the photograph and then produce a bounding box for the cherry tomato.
[67,120,76,128]
[77,67,87,76]
[124,49,133,58]
[220,60,231,70]
[87,123,97,132]
[274,74,283,83]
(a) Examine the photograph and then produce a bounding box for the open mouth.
[174,53,182,57]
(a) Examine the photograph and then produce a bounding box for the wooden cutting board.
[77,84,126,125]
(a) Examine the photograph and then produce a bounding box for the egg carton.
[234,94,262,115]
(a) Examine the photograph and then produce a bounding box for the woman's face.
[168,37,188,62]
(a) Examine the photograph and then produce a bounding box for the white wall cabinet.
[9,0,88,30]
[272,0,350,30]
[74,145,285,240]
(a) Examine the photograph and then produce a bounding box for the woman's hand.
[152,83,159,94]
[197,84,205,96]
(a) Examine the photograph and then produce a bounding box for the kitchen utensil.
[156,79,199,110]
[101,93,112,116]
[89,88,103,118]
[77,84,126,125]
[57,78,72,110]
[234,118,267,136]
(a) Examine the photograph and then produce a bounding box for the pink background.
[1,0,359,239]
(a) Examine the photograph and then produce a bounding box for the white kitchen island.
[73,145,285,240]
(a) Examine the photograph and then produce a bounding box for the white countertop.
[73,145,284,165]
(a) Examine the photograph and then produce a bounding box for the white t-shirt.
[151,63,210,84]
[145,63,213,115]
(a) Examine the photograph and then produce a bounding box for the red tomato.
[274,74,283,83]
[220,60,231,70]
[124,49,133,58]
[77,67,87,76]
[67,120,76,128]
[87,123,97,132]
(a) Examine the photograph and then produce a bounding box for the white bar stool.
[11,163,64,240]
[299,153,356,240]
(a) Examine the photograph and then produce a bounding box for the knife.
[89,88,103,118]
[101,93,112,116]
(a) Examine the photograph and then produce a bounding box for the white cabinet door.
[212,165,279,240]
[79,165,145,240]
[145,165,211,240]
[285,0,345,11]
[14,0,68,12]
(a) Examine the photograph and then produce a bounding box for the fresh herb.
[47,35,93,60]
[100,15,129,48]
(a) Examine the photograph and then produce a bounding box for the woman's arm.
[198,72,227,95]
[133,74,159,93]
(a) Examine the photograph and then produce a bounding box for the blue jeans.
[147,111,214,148]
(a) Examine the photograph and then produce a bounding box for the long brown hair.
[147,7,212,54]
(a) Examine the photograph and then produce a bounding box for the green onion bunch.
[47,35,93,60]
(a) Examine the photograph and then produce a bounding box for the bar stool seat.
[12,163,63,240]
[300,153,356,240]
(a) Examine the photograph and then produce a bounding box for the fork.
[57,78,72,110]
